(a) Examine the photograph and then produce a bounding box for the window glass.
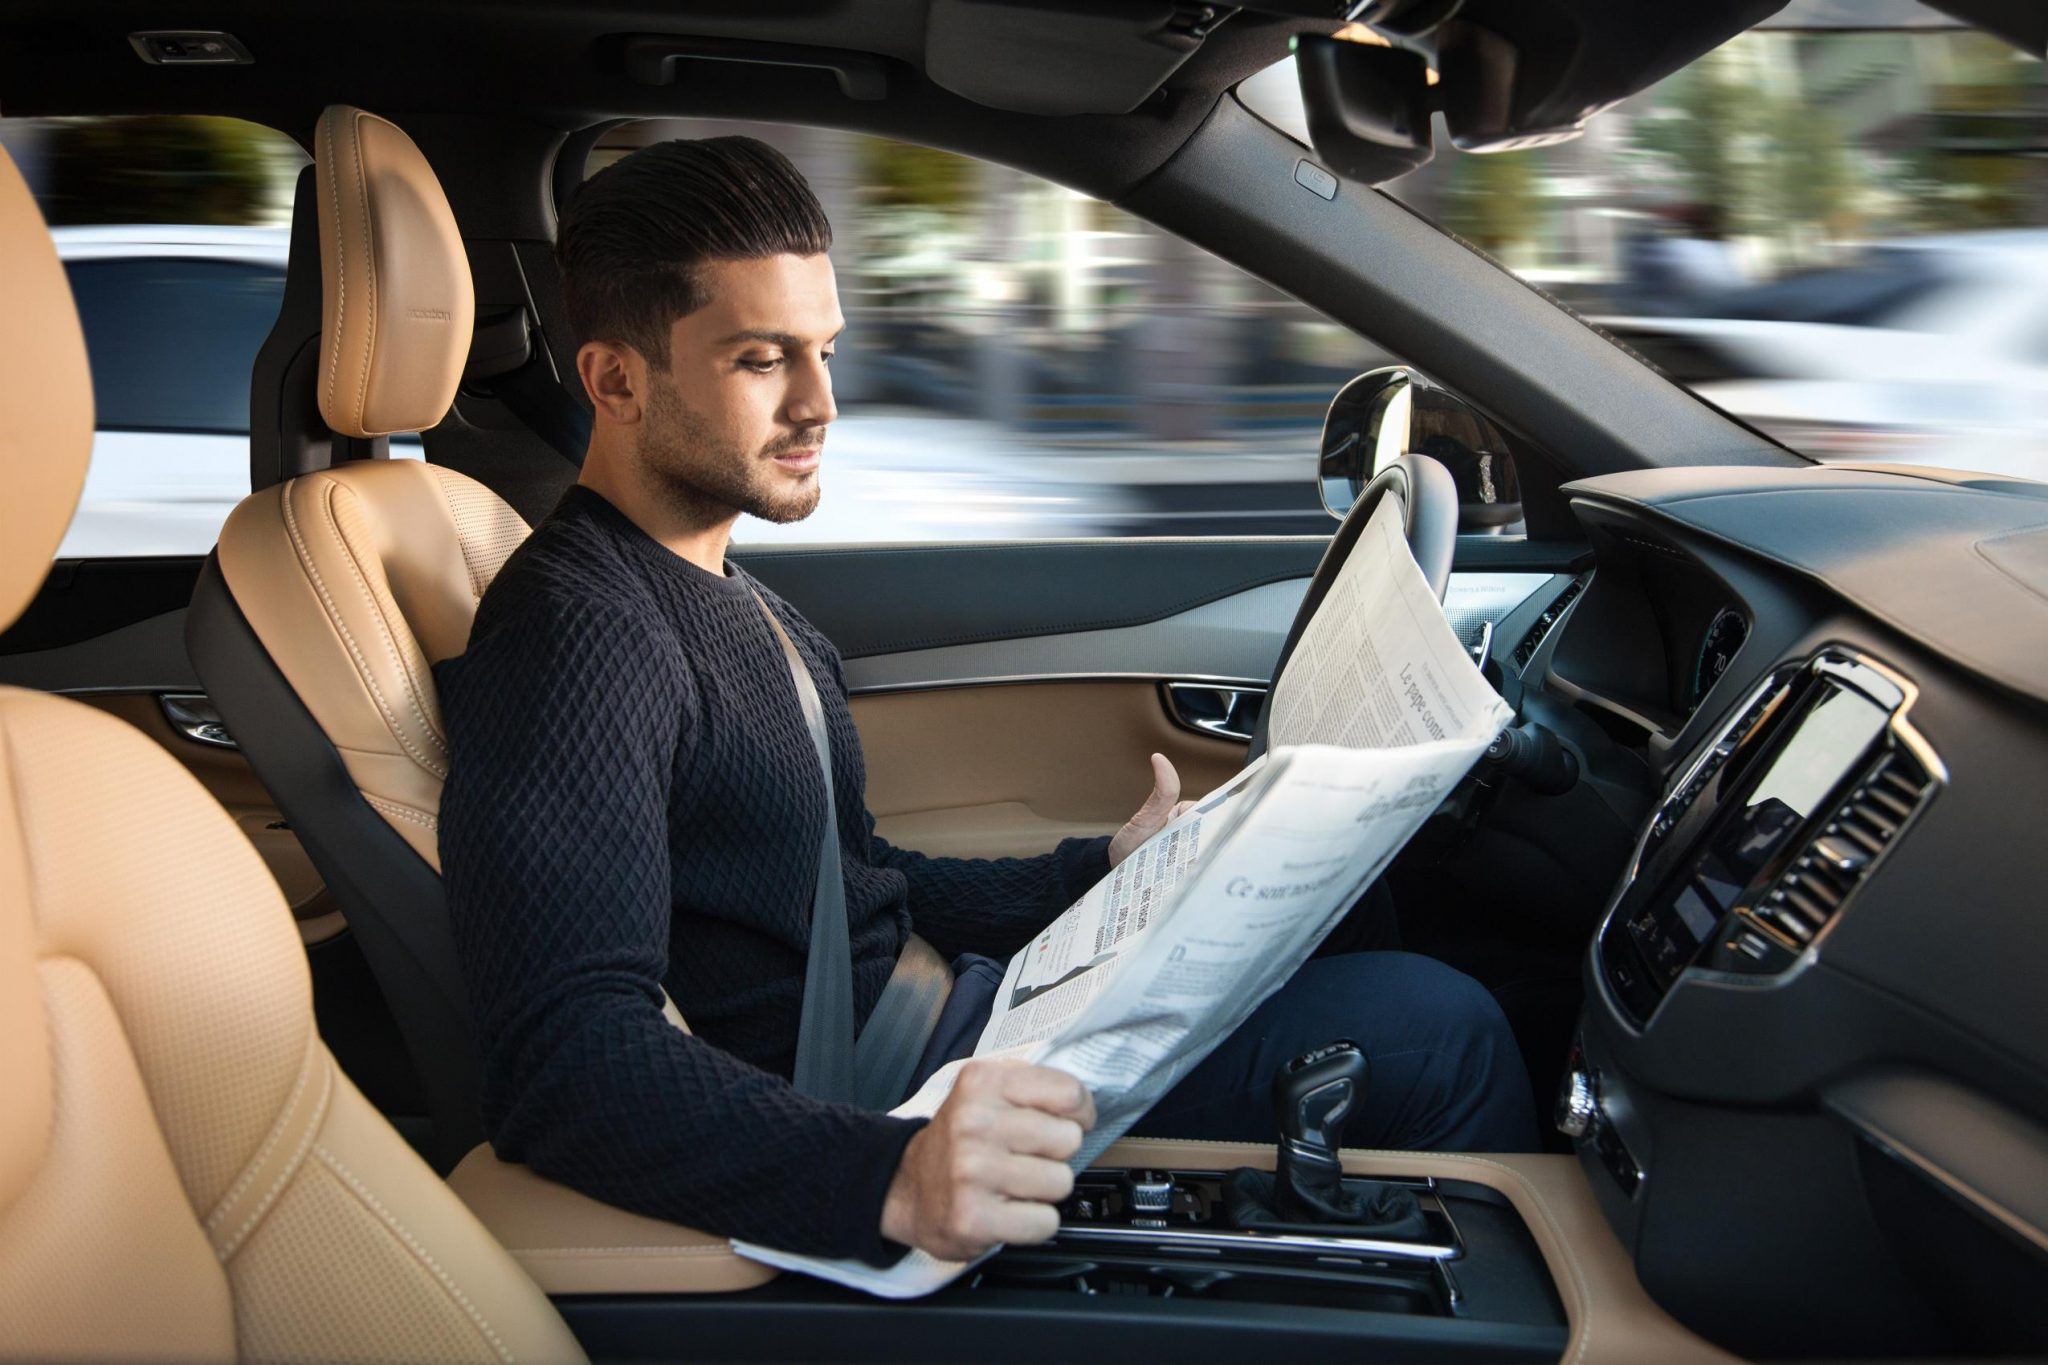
[1250,21,2048,482]
[65,257,285,433]
[586,122,1413,545]
[0,115,320,558]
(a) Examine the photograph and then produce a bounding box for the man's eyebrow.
[714,327,846,348]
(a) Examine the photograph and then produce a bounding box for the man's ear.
[577,340,644,424]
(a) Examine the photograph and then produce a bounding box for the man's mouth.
[772,447,823,474]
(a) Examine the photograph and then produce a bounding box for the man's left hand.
[1108,753,1198,867]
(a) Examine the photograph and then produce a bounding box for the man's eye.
[739,356,782,374]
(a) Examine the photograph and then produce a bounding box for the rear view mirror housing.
[1292,34,1434,184]
[1320,367,1521,533]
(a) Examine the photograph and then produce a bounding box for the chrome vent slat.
[1756,749,1932,948]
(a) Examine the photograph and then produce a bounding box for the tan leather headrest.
[315,105,475,439]
[0,148,94,634]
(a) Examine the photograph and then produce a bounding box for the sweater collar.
[556,484,753,598]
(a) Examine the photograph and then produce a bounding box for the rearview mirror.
[1292,34,1434,184]
[1319,368,1521,532]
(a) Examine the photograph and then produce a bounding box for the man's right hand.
[879,1058,1096,1262]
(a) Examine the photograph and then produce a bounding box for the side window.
[586,122,1408,546]
[0,115,308,559]
[66,258,284,433]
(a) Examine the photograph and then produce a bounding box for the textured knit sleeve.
[438,592,922,1261]
[866,816,1113,962]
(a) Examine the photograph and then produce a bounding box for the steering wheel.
[1248,453,1460,759]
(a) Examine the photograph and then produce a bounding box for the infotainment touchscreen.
[1684,684,1891,932]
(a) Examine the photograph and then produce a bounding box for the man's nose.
[786,355,838,430]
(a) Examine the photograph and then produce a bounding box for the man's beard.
[636,377,823,527]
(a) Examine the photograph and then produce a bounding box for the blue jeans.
[917,950,1538,1153]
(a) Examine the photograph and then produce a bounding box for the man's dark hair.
[556,136,832,364]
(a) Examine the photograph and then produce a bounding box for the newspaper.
[736,499,1512,1298]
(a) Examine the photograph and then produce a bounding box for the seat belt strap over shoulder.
[752,591,951,1111]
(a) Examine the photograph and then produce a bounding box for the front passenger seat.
[0,136,583,1365]
[187,106,535,1168]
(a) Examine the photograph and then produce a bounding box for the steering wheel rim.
[1248,453,1460,759]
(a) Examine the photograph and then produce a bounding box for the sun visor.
[925,0,1211,116]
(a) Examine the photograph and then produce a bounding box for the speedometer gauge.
[1692,607,1749,708]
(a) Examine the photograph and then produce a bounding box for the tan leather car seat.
[188,105,535,1167]
[219,104,524,873]
[0,137,584,1364]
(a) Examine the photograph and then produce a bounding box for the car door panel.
[852,680,1249,857]
[759,538,1577,860]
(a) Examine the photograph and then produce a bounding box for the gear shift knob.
[1273,1041,1367,1220]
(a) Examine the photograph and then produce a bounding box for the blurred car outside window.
[1243,10,2048,483]
[0,115,423,561]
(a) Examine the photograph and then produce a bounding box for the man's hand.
[1108,752,1198,867]
[880,1058,1096,1262]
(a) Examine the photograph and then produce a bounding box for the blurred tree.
[1890,34,2043,231]
[1630,51,1754,239]
[40,116,293,226]
[858,138,974,215]
[1439,148,1547,258]
[1761,95,1856,245]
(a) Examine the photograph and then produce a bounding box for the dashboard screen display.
[1690,684,1891,923]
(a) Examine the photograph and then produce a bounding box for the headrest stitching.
[320,112,346,426]
[347,110,377,432]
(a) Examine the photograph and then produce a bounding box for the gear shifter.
[1273,1041,1367,1220]
[1218,1041,1428,1236]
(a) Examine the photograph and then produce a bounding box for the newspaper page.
[1267,494,1498,750]
[736,499,1512,1298]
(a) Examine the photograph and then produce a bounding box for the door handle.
[160,693,236,749]
[1161,682,1267,744]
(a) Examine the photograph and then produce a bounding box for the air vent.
[1753,749,1933,946]
[1512,576,1587,670]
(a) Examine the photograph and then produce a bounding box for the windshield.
[1241,19,2048,483]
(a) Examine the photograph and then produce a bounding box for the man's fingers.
[1169,799,1197,820]
[983,1151,1076,1204]
[990,1106,1087,1161]
[999,1063,1097,1127]
[991,1197,1062,1246]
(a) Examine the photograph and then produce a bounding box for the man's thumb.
[1142,753,1181,817]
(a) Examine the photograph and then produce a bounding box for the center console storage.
[468,1140,1731,1364]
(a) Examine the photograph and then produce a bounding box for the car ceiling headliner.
[0,1,1313,202]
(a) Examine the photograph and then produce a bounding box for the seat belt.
[754,593,953,1111]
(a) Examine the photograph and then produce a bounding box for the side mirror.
[1319,368,1522,532]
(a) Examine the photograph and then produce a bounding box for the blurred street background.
[2,0,2042,553]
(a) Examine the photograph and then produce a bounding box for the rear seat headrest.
[0,147,94,635]
[315,105,475,439]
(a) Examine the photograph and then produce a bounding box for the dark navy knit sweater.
[434,485,1111,1260]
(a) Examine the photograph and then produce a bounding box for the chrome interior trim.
[1160,680,1269,742]
[1050,1222,1460,1262]
[159,692,237,749]
[847,670,1271,698]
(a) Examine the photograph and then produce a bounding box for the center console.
[1593,646,1939,1032]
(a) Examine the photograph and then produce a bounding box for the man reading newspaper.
[741,477,1532,1295]
[435,139,1534,1290]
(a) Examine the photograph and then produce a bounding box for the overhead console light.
[623,35,891,101]
[127,30,253,66]
[924,0,1219,116]
[1288,0,1790,180]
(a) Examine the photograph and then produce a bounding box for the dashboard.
[1491,464,2048,1358]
